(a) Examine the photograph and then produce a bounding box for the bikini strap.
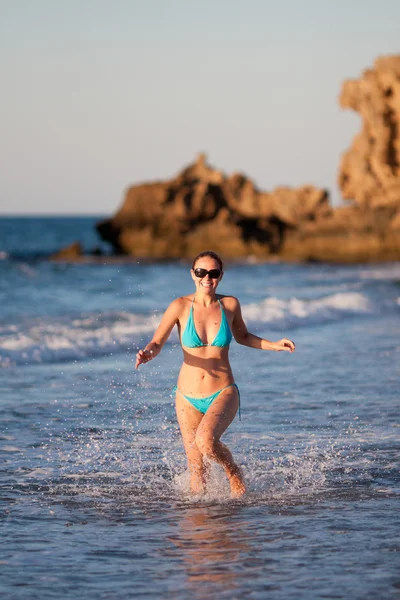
[218,298,229,321]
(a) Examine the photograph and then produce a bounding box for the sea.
[0,216,399,600]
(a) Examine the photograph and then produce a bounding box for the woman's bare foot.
[190,479,206,495]
[228,468,246,498]
[189,472,205,494]
[190,463,209,495]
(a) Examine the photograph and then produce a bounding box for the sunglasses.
[193,268,222,279]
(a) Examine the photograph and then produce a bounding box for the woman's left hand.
[275,338,295,352]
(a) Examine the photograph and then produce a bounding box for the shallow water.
[1,219,400,598]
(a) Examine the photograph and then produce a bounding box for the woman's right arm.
[135,298,183,369]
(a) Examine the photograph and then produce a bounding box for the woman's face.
[191,256,223,294]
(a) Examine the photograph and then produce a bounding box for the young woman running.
[135,251,295,497]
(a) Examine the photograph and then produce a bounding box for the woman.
[135,251,295,497]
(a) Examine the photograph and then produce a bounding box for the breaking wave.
[0,292,372,367]
[242,292,371,328]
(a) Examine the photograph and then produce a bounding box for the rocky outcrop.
[338,55,400,209]
[94,55,400,263]
[97,154,330,258]
[286,53,400,262]
[281,204,400,263]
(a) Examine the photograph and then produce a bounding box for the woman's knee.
[195,432,217,457]
[184,439,203,463]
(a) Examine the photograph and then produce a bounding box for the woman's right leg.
[175,392,208,494]
[194,387,246,497]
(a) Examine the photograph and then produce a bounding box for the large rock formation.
[338,55,400,209]
[280,54,400,262]
[280,204,400,263]
[97,154,330,258]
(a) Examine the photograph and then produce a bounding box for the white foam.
[359,264,400,280]
[242,292,371,328]
[23,468,54,478]
[0,311,162,367]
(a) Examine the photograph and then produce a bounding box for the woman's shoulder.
[167,295,194,313]
[218,294,240,309]
[177,294,195,303]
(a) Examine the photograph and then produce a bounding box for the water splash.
[18,418,385,513]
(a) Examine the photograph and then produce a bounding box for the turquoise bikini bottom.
[174,383,240,420]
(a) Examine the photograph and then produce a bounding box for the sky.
[1,0,399,215]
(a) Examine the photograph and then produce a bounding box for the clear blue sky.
[1,0,399,214]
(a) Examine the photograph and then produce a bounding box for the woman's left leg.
[194,387,246,497]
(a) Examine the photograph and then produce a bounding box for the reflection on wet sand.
[166,505,252,593]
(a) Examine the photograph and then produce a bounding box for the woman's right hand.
[135,348,154,369]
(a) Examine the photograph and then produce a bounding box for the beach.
[0,217,399,598]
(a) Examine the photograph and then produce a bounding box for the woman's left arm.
[231,298,295,353]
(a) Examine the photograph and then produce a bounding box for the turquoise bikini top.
[181,297,232,348]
